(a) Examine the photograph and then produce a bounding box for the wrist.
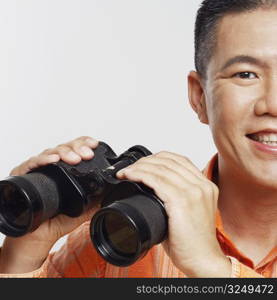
[0,236,53,274]
[180,253,232,278]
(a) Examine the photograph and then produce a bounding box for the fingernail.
[68,151,80,160]
[85,138,98,146]
[117,168,126,176]
[80,146,93,157]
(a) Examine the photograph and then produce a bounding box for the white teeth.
[270,134,277,142]
[252,134,277,142]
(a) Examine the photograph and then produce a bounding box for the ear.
[187,71,209,125]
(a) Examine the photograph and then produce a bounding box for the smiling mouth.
[247,133,277,146]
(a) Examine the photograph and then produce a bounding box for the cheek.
[207,90,239,131]
[205,85,255,146]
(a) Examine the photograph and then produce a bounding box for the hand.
[0,136,99,274]
[116,151,231,277]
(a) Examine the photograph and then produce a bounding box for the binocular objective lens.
[0,183,31,228]
[103,213,138,256]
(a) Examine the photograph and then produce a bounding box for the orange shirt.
[0,155,276,278]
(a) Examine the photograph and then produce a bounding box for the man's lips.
[247,130,277,141]
[246,131,277,153]
[247,129,277,135]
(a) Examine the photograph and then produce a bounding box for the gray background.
[0,0,215,251]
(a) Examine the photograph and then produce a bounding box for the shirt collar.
[202,154,277,269]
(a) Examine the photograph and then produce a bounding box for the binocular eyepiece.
[0,142,167,266]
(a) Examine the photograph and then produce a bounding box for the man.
[0,0,276,277]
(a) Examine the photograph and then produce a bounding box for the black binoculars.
[0,142,167,266]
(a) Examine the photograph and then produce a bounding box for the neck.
[216,156,277,264]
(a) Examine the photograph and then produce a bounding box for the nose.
[254,77,277,117]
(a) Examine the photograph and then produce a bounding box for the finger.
[52,206,98,236]
[41,137,98,154]
[117,162,192,196]
[121,156,202,184]
[154,151,203,178]
[66,136,99,149]
[29,154,60,169]
[117,167,192,206]
[10,137,99,176]
[70,139,97,160]
[10,154,60,176]
[10,163,30,176]
[54,145,82,164]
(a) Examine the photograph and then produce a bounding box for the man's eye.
[233,72,257,79]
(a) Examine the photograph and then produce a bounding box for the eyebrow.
[220,55,268,72]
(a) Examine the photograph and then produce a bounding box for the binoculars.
[0,142,167,266]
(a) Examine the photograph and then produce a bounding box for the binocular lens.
[103,213,138,256]
[91,194,167,266]
[0,183,31,228]
[0,173,60,237]
[91,208,141,266]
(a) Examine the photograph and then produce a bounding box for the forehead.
[210,9,277,71]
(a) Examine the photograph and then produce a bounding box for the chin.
[248,168,277,190]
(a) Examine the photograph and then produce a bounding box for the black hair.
[195,0,277,78]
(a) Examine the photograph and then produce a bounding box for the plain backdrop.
[0,0,216,250]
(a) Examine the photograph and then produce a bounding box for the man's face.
[204,9,277,187]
